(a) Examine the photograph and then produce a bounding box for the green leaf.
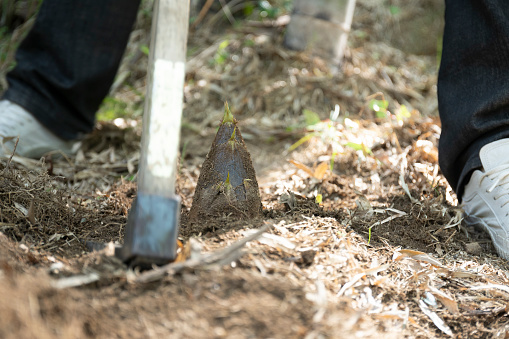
[212,40,230,65]
[315,194,323,204]
[389,5,401,15]
[329,152,337,172]
[288,133,315,152]
[243,4,254,16]
[396,105,411,120]
[345,142,364,151]
[214,53,228,65]
[303,109,321,126]
[140,45,150,56]
[244,39,255,47]
[265,8,278,19]
[97,96,129,121]
[345,142,372,155]
[218,39,230,51]
[369,99,388,113]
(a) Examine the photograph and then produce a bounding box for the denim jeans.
[2,0,140,141]
[438,0,509,199]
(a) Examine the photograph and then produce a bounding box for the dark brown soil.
[0,266,320,339]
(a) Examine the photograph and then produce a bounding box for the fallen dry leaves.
[1,1,509,337]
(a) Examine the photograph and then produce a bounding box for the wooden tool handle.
[138,0,190,196]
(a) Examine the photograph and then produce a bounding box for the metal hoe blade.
[116,194,180,267]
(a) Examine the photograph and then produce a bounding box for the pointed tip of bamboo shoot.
[222,101,234,124]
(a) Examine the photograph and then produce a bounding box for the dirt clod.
[465,242,483,255]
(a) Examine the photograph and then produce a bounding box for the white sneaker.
[0,100,77,158]
[463,138,509,259]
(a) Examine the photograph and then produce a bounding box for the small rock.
[280,191,297,210]
[465,242,483,255]
[299,250,316,267]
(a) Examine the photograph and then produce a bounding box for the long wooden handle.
[138,0,190,196]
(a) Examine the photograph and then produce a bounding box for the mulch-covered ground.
[2,0,509,338]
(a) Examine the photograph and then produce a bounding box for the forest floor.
[2,1,509,338]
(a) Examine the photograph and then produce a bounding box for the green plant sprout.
[345,142,373,156]
[369,99,389,119]
[244,1,281,20]
[212,39,230,66]
[289,108,343,150]
[368,225,374,245]
[330,151,338,172]
[367,93,412,124]
[315,193,323,204]
[396,105,411,122]
[97,96,129,121]
[288,105,373,170]
[289,96,413,172]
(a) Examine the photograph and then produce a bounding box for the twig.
[52,272,100,289]
[190,0,215,29]
[242,15,290,28]
[134,223,271,283]
[219,0,236,26]
[4,136,19,171]
[207,0,256,28]
[443,229,457,244]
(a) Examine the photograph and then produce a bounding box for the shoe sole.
[464,213,509,260]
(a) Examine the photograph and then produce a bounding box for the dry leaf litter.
[1,0,509,338]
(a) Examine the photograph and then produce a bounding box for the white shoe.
[463,138,509,259]
[0,100,78,158]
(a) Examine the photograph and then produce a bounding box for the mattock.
[115,0,189,267]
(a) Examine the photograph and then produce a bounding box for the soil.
[2,1,509,338]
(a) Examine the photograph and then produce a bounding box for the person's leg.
[438,0,509,198]
[438,0,509,259]
[2,0,141,142]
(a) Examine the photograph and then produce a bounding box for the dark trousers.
[2,0,140,141]
[438,0,509,199]
[3,0,509,198]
